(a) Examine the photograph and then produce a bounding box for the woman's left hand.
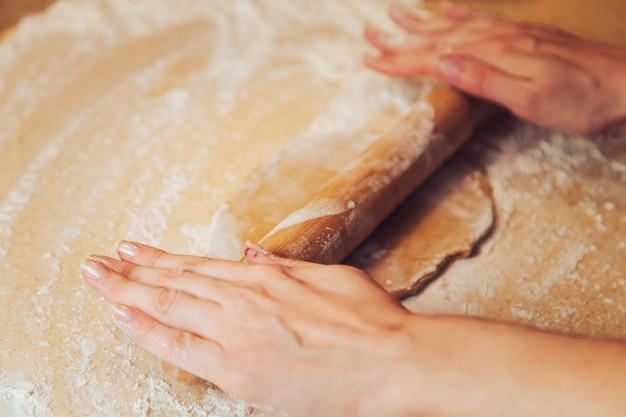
[81,241,418,417]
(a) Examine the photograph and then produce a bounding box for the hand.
[364,2,626,134]
[80,241,416,417]
[81,241,626,417]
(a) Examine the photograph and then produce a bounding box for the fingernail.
[81,257,106,279]
[89,254,112,267]
[117,241,140,258]
[438,56,461,79]
[113,304,134,321]
[244,241,274,259]
[390,4,414,18]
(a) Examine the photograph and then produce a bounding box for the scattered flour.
[2,1,625,416]
[0,0,428,416]
[405,120,626,336]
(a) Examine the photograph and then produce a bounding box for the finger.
[440,1,476,20]
[440,1,512,26]
[364,51,438,76]
[448,38,556,78]
[244,241,318,268]
[437,54,537,114]
[116,240,248,281]
[81,257,223,339]
[364,23,434,53]
[499,32,611,68]
[112,304,226,383]
[93,255,234,300]
[389,4,461,34]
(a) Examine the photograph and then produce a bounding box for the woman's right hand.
[365,2,626,134]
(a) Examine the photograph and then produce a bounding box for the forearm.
[373,314,626,417]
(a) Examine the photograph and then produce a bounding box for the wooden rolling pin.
[164,86,494,383]
[257,86,492,263]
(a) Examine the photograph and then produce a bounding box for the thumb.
[243,241,318,268]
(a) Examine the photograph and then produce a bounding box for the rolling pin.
[256,86,493,263]
[164,86,495,383]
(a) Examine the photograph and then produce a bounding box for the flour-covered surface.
[347,156,495,298]
[0,1,427,415]
[2,1,626,416]
[405,118,626,338]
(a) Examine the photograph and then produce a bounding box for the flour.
[198,205,252,261]
[0,373,52,417]
[404,120,626,336]
[0,0,429,416]
[3,1,625,416]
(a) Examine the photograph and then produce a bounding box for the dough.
[346,156,494,298]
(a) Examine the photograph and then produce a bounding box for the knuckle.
[170,330,190,352]
[111,277,131,298]
[512,22,533,35]
[511,34,539,52]
[162,267,186,283]
[125,264,141,281]
[226,285,253,302]
[183,255,210,269]
[148,250,167,267]
[230,285,260,301]
[251,263,289,279]
[227,283,273,306]
[134,319,159,345]
[156,288,179,314]
[168,331,192,367]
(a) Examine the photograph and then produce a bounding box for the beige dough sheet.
[1,1,625,416]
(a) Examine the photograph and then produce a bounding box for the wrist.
[595,54,626,133]
[358,314,442,417]
[612,66,626,129]
[361,312,626,417]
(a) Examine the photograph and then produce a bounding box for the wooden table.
[1,1,625,416]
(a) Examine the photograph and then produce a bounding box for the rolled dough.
[346,156,494,298]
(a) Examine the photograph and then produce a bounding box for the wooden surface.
[407,0,626,333]
[1,1,625,415]
[425,0,626,47]
[0,0,54,32]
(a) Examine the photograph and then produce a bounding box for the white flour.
[2,1,625,416]
[404,121,626,335]
[0,0,427,416]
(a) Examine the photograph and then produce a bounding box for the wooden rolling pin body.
[258,87,482,263]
